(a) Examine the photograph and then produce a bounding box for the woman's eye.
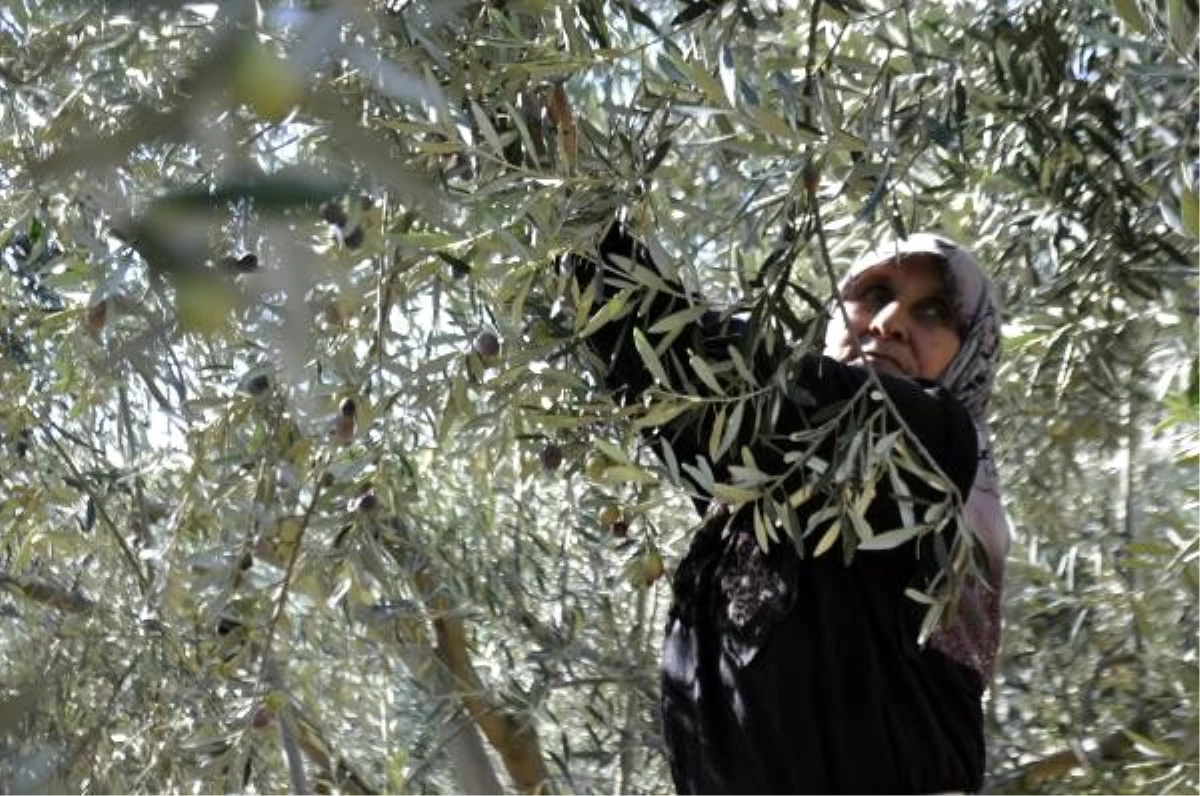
[915,300,953,324]
[860,285,892,308]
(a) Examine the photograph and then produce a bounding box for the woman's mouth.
[858,350,910,377]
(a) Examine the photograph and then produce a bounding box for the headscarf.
[834,233,1011,680]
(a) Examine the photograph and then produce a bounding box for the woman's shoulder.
[779,352,979,494]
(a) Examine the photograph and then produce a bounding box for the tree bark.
[427,598,552,794]
[375,524,553,794]
[365,603,507,794]
[437,708,507,795]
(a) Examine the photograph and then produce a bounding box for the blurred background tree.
[0,0,1195,793]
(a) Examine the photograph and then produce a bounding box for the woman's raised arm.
[563,219,978,512]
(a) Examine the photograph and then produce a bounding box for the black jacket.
[567,221,985,794]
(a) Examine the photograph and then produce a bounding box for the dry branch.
[373,525,551,794]
[0,574,94,614]
[416,565,552,794]
[290,703,378,795]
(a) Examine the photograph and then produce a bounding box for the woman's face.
[823,254,962,381]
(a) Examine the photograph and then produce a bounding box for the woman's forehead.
[844,252,953,293]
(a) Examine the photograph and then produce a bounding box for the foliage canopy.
[0,0,1196,793]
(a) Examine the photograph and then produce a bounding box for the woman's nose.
[868,301,908,340]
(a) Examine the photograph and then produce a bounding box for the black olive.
[322,202,348,227]
[221,253,258,273]
[216,616,241,636]
[540,444,564,472]
[342,225,365,249]
[246,374,271,395]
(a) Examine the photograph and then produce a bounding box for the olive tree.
[0,0,1194,793]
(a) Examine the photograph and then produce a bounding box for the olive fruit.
[598,505,622,527]
[584,455,609,481]
[245,374,271,396]
[216,616,242,636]
[473,331,501,358]
[232,45,301,123]
[356,493,379,513]
[251,707,273,729]
[322,301,344,327]
[540,444,564,472]
[342,225,365,250]
[803,160,820,194]
[322,202,348,227]
[221,253,259,273]
[83,300,107,337]
[333,398,357,443]
[440,252,471,279]
[333,413,355,444]
[640,550,665,585]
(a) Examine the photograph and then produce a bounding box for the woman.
[566,216,1009,794]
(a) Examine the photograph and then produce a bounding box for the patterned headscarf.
[836,234,998,419]
[834,234,1011,679]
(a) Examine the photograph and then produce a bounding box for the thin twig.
[278,710,310,795]
[42,428,149,594]
[254,461,329,693]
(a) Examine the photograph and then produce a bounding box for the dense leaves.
[0,0,1195,793]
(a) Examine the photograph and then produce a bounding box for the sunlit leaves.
[632,327,670,386]
[1180,186,1200,239]
[0,0,1195,794]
